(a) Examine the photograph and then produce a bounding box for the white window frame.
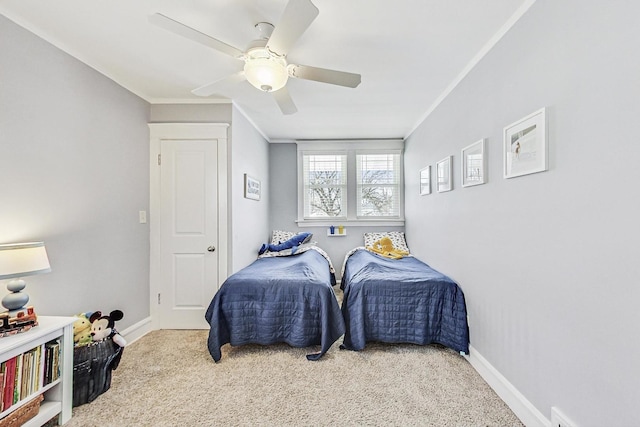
[296,140,405,227]
[301,151,348,220]
[356,150,402,219]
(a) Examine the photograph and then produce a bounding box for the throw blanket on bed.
[205,249,345,362]
[340,249,469,354]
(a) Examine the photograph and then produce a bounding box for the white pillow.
[363,231,410,253]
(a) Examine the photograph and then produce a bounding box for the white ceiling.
[0,0,532,142]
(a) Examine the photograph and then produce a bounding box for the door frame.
[149,123,229,330]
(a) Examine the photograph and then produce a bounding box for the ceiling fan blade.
[192,71,246,97]
[149,13,244,59]
[288,64,361,88]
[266,0,319,56]
[271,87,298,115]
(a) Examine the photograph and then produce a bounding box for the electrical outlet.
[551,407,575,427]
[139,210,147,224]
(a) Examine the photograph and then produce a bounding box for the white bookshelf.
[0,316,75,426]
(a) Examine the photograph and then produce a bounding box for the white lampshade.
[0,242,51,312]
[0,242,51,279]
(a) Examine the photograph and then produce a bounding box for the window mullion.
[345,149,356,221]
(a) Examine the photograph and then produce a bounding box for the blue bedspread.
[340,249,469,354]
[205,249,345,362]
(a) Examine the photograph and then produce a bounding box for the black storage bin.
[72,338,124,407]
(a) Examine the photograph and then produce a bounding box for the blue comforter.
[340,249,469,354]
[205,249,345,362]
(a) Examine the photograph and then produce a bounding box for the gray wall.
[269,143,404,279]
[404,1,639,425]
[230,106,270,272]
[149,103,231,123]
[0,15,150,329]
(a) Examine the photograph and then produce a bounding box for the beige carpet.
[65,327,523,427]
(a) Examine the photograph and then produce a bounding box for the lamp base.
[2,278,30,311]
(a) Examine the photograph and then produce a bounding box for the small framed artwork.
[419,166,431,195]
[244,174,261,200]
[503,107,547,179]
[436,156,452,192]
[461,139,486,188]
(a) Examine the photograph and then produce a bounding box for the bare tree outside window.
[359,169,395,216]
[307,170,343,216]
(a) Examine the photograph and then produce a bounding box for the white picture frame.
[461,139,486,187]
[419,166,431,195]
[503,107,547,179]
[436,156,452,193]
[244,174,261,200]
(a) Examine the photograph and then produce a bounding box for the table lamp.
[0,242,51,313]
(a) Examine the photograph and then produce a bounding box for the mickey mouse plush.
[89,310,127,347]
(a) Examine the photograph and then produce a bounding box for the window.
[356,153,401,218]
[303,154,347,218]
[297,140,404,226]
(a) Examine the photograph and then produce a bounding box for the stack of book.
[0,338,60,412]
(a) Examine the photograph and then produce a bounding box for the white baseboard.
[120,316,153,346]
[466,345,550,427]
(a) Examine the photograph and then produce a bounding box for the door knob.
[207,246,216,252]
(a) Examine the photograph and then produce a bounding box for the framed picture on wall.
[461,139,486,187]
[244,174,261,200]
[503,107,547,179]
[436,156,452,192]
[419,166,431,195]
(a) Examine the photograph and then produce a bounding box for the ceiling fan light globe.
[244,57,288,92]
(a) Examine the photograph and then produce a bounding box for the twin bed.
[205,230,469,362]
[340,245,469,354]
[205,233,345,362]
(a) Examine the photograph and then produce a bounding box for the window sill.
[295,219,405,228]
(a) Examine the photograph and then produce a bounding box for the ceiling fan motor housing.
[254,22,275,40]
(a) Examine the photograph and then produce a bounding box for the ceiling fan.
[149,0,361,115]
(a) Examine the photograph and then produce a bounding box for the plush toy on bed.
[258,232,313,255]
[73,312,94,347]
[89,309,127,347]
[367,236,410,260]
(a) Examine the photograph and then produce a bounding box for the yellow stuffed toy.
[73,313,93,347]
[367,236,409,259]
